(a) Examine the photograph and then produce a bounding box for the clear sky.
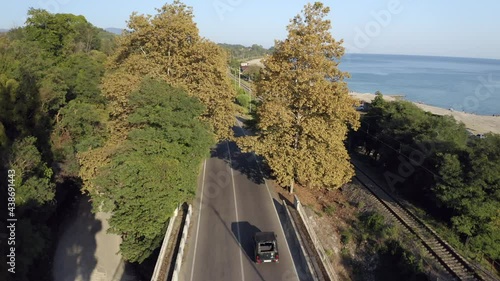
[1,0,499,59]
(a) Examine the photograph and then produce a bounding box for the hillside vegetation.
[350,93,500,264]
[0,9,114,280]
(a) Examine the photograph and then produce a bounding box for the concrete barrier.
[151,206,179,281]
[171,204,193,281]
[294,195,339,281]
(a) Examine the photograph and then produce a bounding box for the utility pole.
[234,68,237,87]
[249,88,252,112]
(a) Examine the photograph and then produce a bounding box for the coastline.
[350,92,500,135]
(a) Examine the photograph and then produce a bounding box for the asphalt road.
[179,128,302,281]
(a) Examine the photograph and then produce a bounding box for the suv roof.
[254,232,276,243]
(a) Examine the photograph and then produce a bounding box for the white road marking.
[189,160,207,281]
[235,118,301,281]
[226,141,246,281]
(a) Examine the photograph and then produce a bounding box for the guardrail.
[151,207,179,281]
[294,195,339,281]
[171,204,193,281]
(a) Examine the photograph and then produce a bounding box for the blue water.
[339,54,500,115]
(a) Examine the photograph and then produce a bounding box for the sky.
[1,0,499,59]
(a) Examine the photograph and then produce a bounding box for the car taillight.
[275,254,279,261]
[256,255,261,263]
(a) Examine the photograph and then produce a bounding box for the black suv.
[254,232,279,263]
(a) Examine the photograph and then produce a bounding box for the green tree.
[107,0,236,140]
[435,134,500,259]
[375,240,428,281]
[0,9,112,280]
[93,78,214,262]
[6,136,55,281]
[240,2,359,192]
[25,9,99,57]
[9,136,55,206]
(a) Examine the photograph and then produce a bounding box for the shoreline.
[350,92,500,135]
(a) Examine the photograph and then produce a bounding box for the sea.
[339,54,500,115]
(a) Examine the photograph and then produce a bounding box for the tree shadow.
[231,221,262,262]
[234,116,258,137]
[210,141,272,185]
[53,195,100,281]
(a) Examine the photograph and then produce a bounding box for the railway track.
[352,163,499,281]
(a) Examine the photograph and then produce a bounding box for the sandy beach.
[350,92,500,135]
[245,58,265,68]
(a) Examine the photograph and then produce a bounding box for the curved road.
[179,127,303,281]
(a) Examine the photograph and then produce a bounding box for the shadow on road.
[209,206,265,281]
[231,221,261,262]
[53,196,100,281]
[210,141,272,185]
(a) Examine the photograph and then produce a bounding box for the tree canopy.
[93,78,214,262]
[0,9,115,280]
[240,2,360,192]
[105,0,236,140]
[351,94,500,261]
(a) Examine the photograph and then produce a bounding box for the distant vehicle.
[254,232,279,263]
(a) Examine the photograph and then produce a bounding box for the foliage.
[56,100,108,152]
[242,64,262,81]
[218,43,272,61]
[236,92,250,108]
[351,93,500,261]
[358,211,391,241]
[375,240,428,281]
[434,134,500,259]
[239,2,360,191]
[93,78,214,262]
[106,0,236,140]
[0,8,113,280]
[9,136,55,207]
[25,9,101,57]
[323,204,336,215]
[6,137,55,281]
[340,228,352,245]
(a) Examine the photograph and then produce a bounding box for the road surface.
[179,126,303,281]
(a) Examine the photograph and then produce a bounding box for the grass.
[323,204,336,216]
[341,228,352,245]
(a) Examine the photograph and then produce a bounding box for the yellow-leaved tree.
[79,1,236,193]
[105,0,236,140]
[241,2,360,192]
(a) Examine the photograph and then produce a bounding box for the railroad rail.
[352,163,499,281]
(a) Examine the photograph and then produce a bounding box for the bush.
[358,211,387,239]
[323,204,336,215]
[236,92,250,108]
[375,240,429,281]
[341,228,352,245]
